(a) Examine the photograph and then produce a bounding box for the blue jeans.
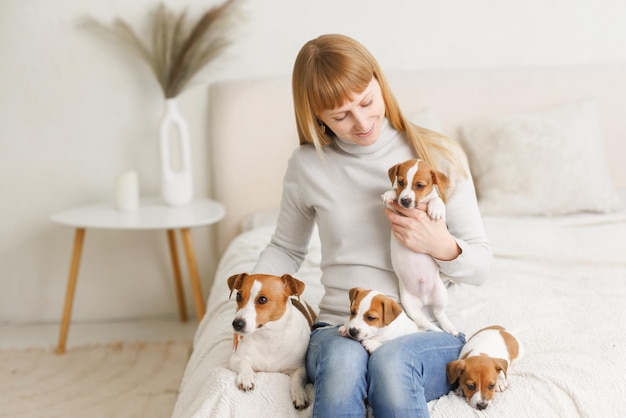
[306,324,466,418]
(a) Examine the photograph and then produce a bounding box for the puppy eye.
[398,179,405,187]
[415,182,425,189]
[257,296,268,304]
[236,293,242,302]
[350,309,356,316]
[488,383,495,390]
[466,383,476,391]
[366,315,377,322]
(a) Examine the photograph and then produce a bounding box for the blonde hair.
[292,34,468,195]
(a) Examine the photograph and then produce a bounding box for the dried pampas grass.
[84,0,241,98]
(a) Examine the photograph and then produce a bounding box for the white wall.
[2,0,625,324]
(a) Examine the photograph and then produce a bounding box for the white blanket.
[173,211,626,418]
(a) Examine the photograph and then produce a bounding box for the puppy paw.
[338,325,349,337]
[416,320,443,333]
[381,190,396,204]
[495,379,509,392]
[442,323,459,336]
[235,371,256,392]
[291,389,310,410]
[290,367,310,410]
[361,339,382,354]
[427,198,446,220]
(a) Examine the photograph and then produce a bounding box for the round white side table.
[51,197,225,354]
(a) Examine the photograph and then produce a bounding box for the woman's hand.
[384,202,461,261]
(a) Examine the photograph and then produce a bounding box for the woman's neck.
[334,118,396,156]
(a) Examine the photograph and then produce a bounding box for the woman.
[252,34,492,418]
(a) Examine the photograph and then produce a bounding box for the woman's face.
[318,77,385,146]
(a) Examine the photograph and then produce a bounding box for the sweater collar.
[333,118,396,156]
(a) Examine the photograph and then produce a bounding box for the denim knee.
[367,332,466,418]
[307,325,369,418]
[368,342,425,417]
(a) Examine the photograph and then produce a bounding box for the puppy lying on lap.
[338,287,418,353]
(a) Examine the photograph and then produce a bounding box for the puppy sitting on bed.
[227,272,316,410]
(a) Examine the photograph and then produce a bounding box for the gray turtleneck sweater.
[252,120,492,329]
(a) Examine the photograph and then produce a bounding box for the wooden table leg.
[167,229,188,322]
[56,228,86,355]
[180,228,205,321]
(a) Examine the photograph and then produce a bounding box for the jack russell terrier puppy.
[381,158,458,336]
[338,287,418,353]
[446,325,522,410]
[227,273,316,410]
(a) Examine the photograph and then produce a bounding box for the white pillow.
[459,98,621,216]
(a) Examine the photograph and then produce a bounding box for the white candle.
[115,171,139,211]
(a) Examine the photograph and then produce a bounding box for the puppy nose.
[476,402,488,410]
[349,328,360,339]
[232,318,246,332]
[399,197,412,208]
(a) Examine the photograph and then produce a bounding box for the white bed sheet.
[173,209,626,418]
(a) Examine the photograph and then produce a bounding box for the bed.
[172,63,626,417]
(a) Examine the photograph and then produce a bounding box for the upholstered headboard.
[208,63,626,252]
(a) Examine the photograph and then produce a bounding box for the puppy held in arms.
[381,158,458,336]
[339,287,418,353]
[227,273,317,410]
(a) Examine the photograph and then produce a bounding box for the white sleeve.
[436,174,493,286]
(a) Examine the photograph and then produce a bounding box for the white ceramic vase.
[159,98,193,206]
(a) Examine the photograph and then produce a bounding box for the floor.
[0,318,197,350]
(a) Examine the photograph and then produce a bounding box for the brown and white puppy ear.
[431,169,450,202]
[347,287,365,318]
[493,357,509,378]
[381,297,403,326]
[387,164,401,184]
[227,273,248,299]
[348,287,365,303]
[446,359,466,384]
[281,274,306,299]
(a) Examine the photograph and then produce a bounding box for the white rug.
[0,341,192,418]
